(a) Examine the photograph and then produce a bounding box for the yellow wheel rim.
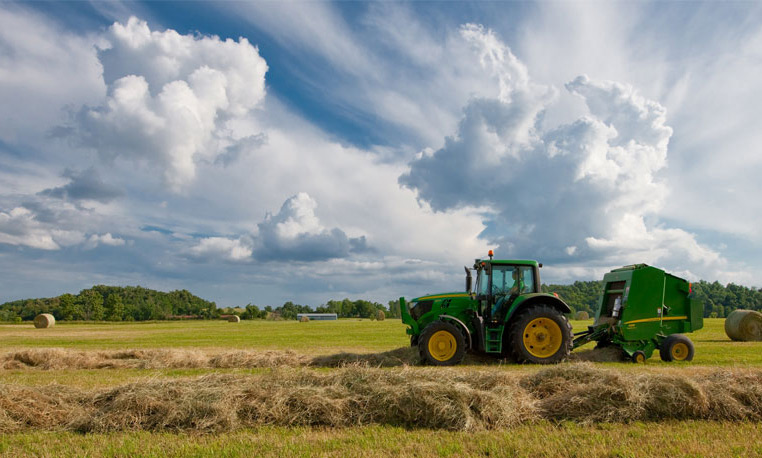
[428,330,457,361]
[671,342,689,361]
[522,318,563,358]
[634,353,646,363]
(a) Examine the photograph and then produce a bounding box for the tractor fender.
[504,293,572,324]
[439,315,473,350]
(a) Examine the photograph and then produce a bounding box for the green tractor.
[400,251,574,365]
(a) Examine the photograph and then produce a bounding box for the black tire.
[508,305,573,364]
[418,321,466,366]
[410,335,419,347]
[631,350,647,363]
[659,334,695,362]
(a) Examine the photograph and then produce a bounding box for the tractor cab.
[471,256,541,323]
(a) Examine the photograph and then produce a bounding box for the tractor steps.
[485,326,503,353]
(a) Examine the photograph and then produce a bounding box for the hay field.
[1,318,761,457]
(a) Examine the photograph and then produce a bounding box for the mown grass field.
[1,318,761,457]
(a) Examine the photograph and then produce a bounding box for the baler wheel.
[659,334,695,362]
[631,351,647,363]
[508,305,572,364]
[418,321,466,366]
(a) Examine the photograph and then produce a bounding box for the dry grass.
[0,347,421,370]
[2,363,762,433]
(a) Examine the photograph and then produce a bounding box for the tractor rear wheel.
[508,305,572,364]
[659,334,695,362]
[418,321,466,366]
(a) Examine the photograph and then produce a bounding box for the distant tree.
[241,304,267,320]
[387,300,401,319]
[105,294,124,321]
[80,290,104,321]
[59,293,83,321]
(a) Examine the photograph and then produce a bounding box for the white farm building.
[296,313,338,321]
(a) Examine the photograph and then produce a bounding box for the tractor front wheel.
[508,305,572,364]
[418,321,466,366]
[659,334,695,362]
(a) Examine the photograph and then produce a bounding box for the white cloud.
[253,192,370,261]
[0,207,83,250]
[188,236,252,262]
[84,233,126,250]
[270,192,324,239]
[75,17,268,190]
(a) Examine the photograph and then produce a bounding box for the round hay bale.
[33,313,55,329]
[725,310,762,341]
[376,310,386,321]
[228,315,241,323]
[575,311,590,320]
[299,316,310,323]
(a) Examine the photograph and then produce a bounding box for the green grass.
[2,422,761,457]
[0,319,409,353]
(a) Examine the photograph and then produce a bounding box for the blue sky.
[1,1,761,307]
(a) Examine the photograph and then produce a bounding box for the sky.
[1,1,761,308]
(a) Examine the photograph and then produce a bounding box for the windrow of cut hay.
[2,364,762,433]
[0,347,420,370]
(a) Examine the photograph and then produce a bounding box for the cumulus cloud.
[188,236,253,262]
[74,17,268,190]
[401,25,720,271]
[0,207,84,250]
[83,232,126,250]
[39,168,123,203]
[254,192,370,262]
[186,193,370,263]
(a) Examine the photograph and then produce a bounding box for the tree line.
[0,286,218,322]
[222,299,402,321]
[0,286,402,322]
[2,280,760,322]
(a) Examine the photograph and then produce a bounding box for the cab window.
[517,266,536,294]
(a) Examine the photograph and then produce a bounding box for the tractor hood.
[411,292,471,302]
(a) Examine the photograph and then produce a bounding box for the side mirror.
[464,266,472,292]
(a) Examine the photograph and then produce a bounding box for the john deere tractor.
[400,251,573,365]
